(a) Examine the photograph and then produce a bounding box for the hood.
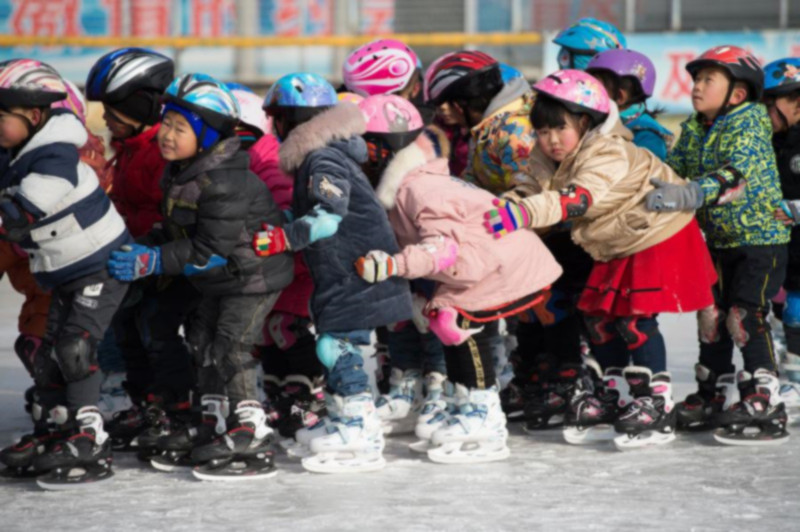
[582,101,630,144]
[12,109,88,164]
[279,102,367,174]
[483,77,532,119]
[169,136,244,184]
[375,131,444,210]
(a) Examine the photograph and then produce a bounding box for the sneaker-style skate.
[563,367,632,445]
[376,368,423,435]
[35,406,114,490]
[614,368,676,450]
[409,373,452,453]
[192,401,277,481]
[714,369,790,446]
[427,385,510,464]
[301,393,386,473]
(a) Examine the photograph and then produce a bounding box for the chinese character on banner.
[361,0,394,35]
[272,0,301,36]
[661,51,695,102]
[190,0,236,37]
[306,0,332,35]
[531,0,622,31]
[10,0,81,36]
[130,0,171,37]
[99,0,123,37]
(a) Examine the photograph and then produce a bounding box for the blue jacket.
[278,102,413,333]
[625,112,673,162]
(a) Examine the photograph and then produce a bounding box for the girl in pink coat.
[353,95,562,464]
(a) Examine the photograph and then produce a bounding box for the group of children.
[1,17,799,489]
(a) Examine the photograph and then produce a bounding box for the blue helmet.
[162,73,240,150]
[499,63,524,83]
[225,82,255,94]
[263,72,337,110]
[764,58,800,97]
[554,18,626,71]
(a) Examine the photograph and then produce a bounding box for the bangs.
[531,94,576,129]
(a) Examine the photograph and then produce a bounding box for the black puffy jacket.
[152,137,293,296]
[775,126,800,291]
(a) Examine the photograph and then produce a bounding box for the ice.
[1,280,799,531]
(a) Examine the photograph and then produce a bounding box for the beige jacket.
[515,104,694,262]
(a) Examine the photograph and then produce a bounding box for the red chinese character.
[307,0,332,35]
[661,51,696,101]
[275,0,301,36]
[130,0,171,37]
[101,0,123,37]
[10,0,80,36]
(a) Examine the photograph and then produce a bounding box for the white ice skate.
[97,372,132,421]
[301,393,386,473]
[375,368,423,435]
[427,385,510,464]
[408,373,451,453]
[614,370,676,451]
[780,382,800,410]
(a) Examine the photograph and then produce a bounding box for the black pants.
[258,315,323,381]
[443,320,500,389]
[699,245,787,375]
[113,276,200,403]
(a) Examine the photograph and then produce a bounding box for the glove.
[355,250,397,283]
[781,200,800,225]
[253,225,290,257]
[645,178,705,212]
[107,244,162,282]
[484,198,531,238]
[299,205,342,244]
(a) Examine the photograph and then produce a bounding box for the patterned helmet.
[764,58,800,97]
[224,82,255,94]
[686,45,764,100]
[0,59,67,109]
[425,50,502,105]
[587,49,656,97]
[359,94,424,151]
[499,63,524,83]
[532,69,610,120]
[553,18,626,54]
[263,73,337,110]
[343,39,420,98]
[86,47,173,103]
[230,89,270,135]
[53,79,88,124]
[338,92,365,105]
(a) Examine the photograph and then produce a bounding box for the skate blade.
[427,441,511,464]
[192,463,278,482]
[36,467,114,490]
[301,452,386,474]
[284,442,314,459]
[150,456,192,472]
[408,439,434,454]
[522,416,565,434]
[504,410,525,422]
[713,428,791,446]
[563,425,616,445]
[613,431,676,451]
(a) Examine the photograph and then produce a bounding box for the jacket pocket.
[29,214,94,271]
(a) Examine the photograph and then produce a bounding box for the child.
[0,59,131,487]
[762,58,800,405]
[355,94,562,462]
[107,74,294,480]
[553,17,626,71]
[485,69,717,449]
[587,49,673,160]
[644,46,791,445]
[254,72,413,473]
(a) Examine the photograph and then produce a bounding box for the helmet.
[0,59,67,110]
[685,45,764,100]
[553,18,626,54]
[763,58,800,98]
[162,73,240,150]
[338,92,365,105]
[586,49,656,97]
[426,50,502,105]
[359,94,424,152]
[499,63,524,84]
[532,69,610,120]
[263,72,337,110]
[231,89,269,135]
[86,48,174,125]
[343,39,420,97]
[53,79,88,124]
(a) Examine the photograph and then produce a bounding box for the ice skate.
[34,406,114,490]
[782,352,800,384]
[97,372,132,421]
[524,364,584,432]
[0,404,69,479]
[676,364,738,431]
[714,369,790,446]
[106,400,148,452]
[779,382,800,410]
[301,392,386,473]
[563,367,632,445]
[281,391,340,459]
[427,385,510,464]
[133,399,192,462]
[499,377,526,421]
[276,375,327,439]
[409,373,452,453]
[375,368,423,435]
[192,401,277,481]
[261,374,283,427]
[613,368,676,450]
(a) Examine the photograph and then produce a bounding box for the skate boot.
[613,368,676,450]
[133,397,193,462]
[374,341,391,395]
[150,394,229,472]
[301,392,386,473]
[97,372,133,421]
[714,369,790,446]
[563,367,632,445]
[677,365,738,431]
[0,404,69,479]
[261,374,283,427]
[192,401,277,481]
[427,384,510,464]
[105,399,149,452]
[281,390,341,458]
[276,375,327,439]
[34,406,114,490]
[375,368,423,435]
[524,363,583,432]
[409,373,454,453]
[499,377,527,422]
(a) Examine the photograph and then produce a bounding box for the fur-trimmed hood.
[279,102,367,174]
[375,129,445,210]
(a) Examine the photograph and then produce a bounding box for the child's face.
[436,101,466,127]
[102,104,142,140]
[157,111,198,161]
[691,67,732,117]
[0,108,35,149]
[765,94,800,132]
[535,120,583,162]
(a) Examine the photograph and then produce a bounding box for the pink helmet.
[53,79,87,124]
[532,69,610,119]
[338,92,365,105]
[0,59,67,109]
[231,89,270,135]
[343,39,420,97]
[358,94,424,151]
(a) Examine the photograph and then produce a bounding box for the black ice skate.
[133,399,193,462]
[276,375,327,439]
[676,364,738,431]
[524,364,584,432]
[714,369,790,446]
[563,367,632,445]
[613,367,676,450]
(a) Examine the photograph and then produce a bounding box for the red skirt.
[577,219,717,317]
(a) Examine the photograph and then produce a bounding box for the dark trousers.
[443,320,500,389]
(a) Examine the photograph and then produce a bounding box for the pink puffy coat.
[375,136,562,312]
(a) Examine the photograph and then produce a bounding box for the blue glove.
[108,244,162,282]
[301,205,342,244]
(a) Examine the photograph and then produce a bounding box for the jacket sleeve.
[392,202,459,280]
[14,148,79,218]
[158,177,248,276]
[666,128,689,178]
[633,130,668,162]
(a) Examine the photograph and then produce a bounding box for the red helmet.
[425,50,502,105]
[686,45,764,100]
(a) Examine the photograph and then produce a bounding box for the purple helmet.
[586,49,656,98]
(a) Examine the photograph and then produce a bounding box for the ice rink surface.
[1,280,798,531]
